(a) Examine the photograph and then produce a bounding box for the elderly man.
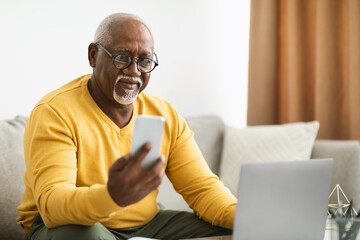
[17,13,237,240]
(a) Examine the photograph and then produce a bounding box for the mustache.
[115,75,143,88]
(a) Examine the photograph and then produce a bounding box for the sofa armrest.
[0,116,27,240]
[311,140,360,210]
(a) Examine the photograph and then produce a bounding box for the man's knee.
[35,223,116,240]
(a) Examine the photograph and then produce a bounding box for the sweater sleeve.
[24,104,120,228]
[166,114,237,229]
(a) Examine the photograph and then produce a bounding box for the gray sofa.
[1,115,360,240]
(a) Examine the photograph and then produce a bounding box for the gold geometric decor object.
[328,184,358,217]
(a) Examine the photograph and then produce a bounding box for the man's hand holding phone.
[107,115,166,207]
[107,142,165,207]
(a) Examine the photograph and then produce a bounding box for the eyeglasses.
[95,43,159,73]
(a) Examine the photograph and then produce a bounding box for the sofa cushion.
[0,116,27,240]
[219,121,319,195]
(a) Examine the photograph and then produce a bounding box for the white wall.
[0,0,249,128]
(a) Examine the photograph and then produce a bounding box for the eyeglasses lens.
[114,54,155,73]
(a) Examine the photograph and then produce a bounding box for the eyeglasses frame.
[95,42,159,73]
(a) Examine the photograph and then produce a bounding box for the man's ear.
[88,43,97,68]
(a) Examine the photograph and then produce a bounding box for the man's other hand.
[107,142,165,207]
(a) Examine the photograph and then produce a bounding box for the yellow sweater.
[17,74,237,234]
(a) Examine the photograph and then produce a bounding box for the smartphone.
[130,115,165,169]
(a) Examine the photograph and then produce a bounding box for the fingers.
[141,155,165,184]
[107,153,166,207]
[154,155,165,175]
[132,142,152,166]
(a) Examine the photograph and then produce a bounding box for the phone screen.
[130,115,165,169]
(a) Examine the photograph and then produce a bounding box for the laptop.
[233,158,333,240]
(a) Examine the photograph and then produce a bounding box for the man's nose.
[122,60,141,76]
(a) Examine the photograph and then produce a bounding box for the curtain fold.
[247,0,360,140]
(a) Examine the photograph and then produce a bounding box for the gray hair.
[94,13,148,45]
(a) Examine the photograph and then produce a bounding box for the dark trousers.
[25,210,232,240]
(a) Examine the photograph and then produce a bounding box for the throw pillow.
[219,121,320,195]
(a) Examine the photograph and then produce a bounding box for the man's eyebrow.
[114,47,131,52]
[114,48,153,58]
[142,52,153,58]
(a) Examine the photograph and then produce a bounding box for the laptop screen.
[233,159,333,240]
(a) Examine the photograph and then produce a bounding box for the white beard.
[113,75,143,105]
[113,88,139,105]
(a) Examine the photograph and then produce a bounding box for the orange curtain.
[247,0,360,140]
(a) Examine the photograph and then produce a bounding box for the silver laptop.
[233,159,333,240]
